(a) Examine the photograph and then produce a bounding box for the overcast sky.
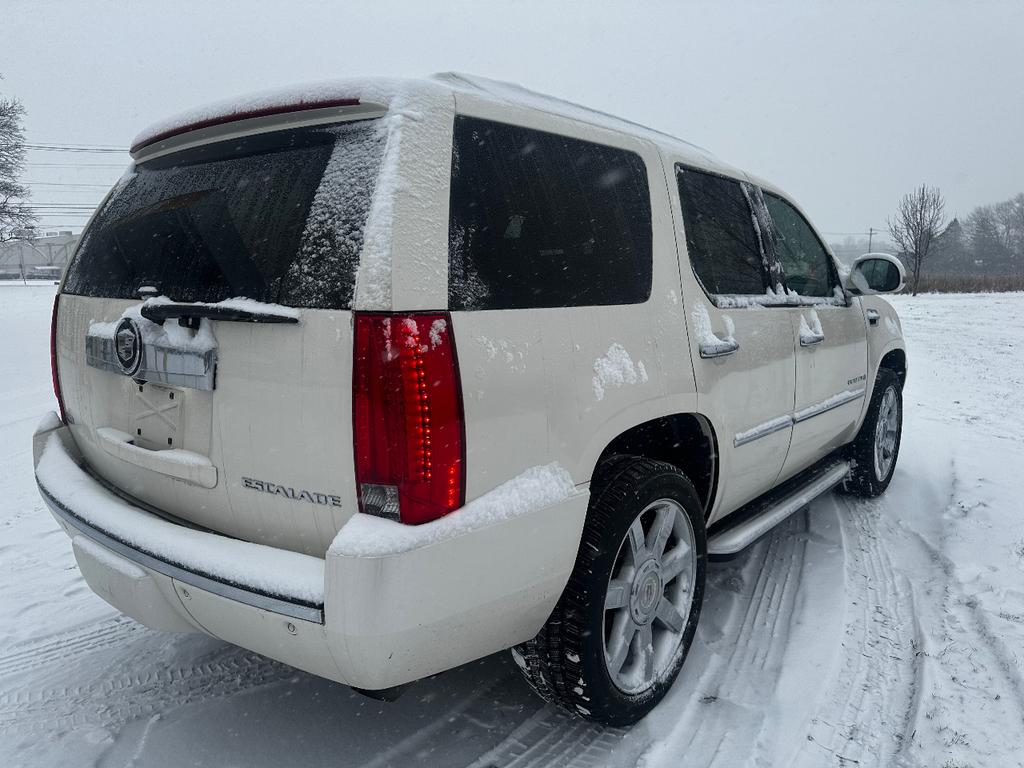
[5,0,1023,237]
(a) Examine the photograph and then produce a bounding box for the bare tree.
[888,184,945,295]
[1,79,35,242]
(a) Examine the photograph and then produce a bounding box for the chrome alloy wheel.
[873,386,899,481]
[603,499,697,694]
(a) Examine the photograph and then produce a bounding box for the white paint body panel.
[778,303,868,482]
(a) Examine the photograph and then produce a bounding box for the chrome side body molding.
[793,388,865,424]
[734,414,793,447]
[734,388,865,447]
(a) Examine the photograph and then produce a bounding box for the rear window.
[676,166,766,296]
[64,120,386,309]
[448,115,652,310]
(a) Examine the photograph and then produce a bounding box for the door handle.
[800,331,825,347]
[699,338,740,358]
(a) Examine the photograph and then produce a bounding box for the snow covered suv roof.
[131,72,721,170]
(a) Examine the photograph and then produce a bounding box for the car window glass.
[64,121,386,309]
[675,166,766,296]
[448,115,652,310]
[762,193,835,297]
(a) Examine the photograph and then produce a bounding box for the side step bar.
[707,460,851,556]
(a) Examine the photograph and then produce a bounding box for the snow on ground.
[1,284,1023,767]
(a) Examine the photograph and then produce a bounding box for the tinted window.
[763,193,836,297]
[64,120,386,308]
[448,116,652,310]
[676,167,765,296]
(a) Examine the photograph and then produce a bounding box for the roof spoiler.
[130,98,386,162]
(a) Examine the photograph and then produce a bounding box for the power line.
[25,181,112,188]
[26,143,127,154]
[26,162,125,168]
[25,202,100,207]
[24,208,99,213]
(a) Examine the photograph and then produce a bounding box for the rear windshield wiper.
[140,302,300,327]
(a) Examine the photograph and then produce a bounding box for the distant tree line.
[929,193,1024,277]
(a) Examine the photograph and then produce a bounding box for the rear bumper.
[33,414,588,689]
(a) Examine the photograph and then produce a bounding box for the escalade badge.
[114,317,143,376]
[242,477,343,507]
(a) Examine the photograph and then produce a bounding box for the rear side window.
[64,120,386,309]
[762,192,836,297]
[676,166,766,296]
[448,116,652,310]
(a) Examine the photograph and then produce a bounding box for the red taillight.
[353,313,465,525]
[50,294,67,424]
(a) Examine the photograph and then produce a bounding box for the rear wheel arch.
[591,413,718,517]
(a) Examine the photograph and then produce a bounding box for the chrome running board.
[707,460,851,556]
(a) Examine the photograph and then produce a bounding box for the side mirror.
[845,253,906,295]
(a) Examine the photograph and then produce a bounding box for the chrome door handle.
[800,332,825,347]
[699,338,740,358]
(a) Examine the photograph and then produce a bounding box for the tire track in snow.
[0,642,294,734]
[889,464,1024,767]
[464,704,631,768]
[1,619,538,768]
[790,496,920,768]
[0,617,141,679]
[687,512,810,767]
[355,668,528,768]
[633,512,813,768]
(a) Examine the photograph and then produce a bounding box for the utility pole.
[867,227,879,252]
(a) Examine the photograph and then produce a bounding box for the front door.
[759,191,868,481]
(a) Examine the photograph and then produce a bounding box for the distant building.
[0,232,79,280]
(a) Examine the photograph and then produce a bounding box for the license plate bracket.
[129,383,184,450]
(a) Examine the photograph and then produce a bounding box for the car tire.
[842,367,903,497]
[512,457,707,727]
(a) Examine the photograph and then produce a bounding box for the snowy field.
[2,283,1023,768]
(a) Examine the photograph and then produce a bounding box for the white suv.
[34,74,907,726]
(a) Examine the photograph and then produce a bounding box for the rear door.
[55,117,388,556]
[759,191,868,480]
[671,165,796,520]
